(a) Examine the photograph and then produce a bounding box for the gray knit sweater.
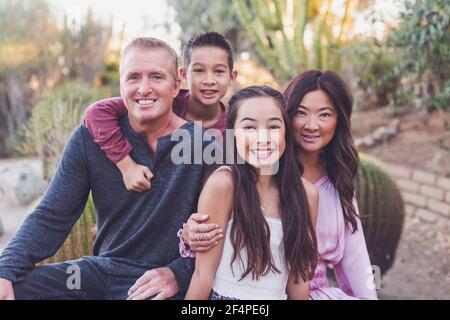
[0,118,211,294]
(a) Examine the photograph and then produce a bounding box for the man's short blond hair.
[120,37,179,81]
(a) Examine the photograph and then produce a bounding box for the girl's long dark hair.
[225,86,317,282]
[284,70,359,233]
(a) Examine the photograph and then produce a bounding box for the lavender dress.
[309,176,378,300]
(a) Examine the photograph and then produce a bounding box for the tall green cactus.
[356,153,405,276]
[41,194,96,264]
[232,0,359,81]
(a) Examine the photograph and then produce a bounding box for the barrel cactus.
[356,153,405,276]
[42,195,96,264]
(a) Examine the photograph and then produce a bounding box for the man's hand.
[127,267,178,300]
[0,278,15,300]
[182,213,223,252]
[116,155,153,192]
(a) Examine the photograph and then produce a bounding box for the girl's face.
[291,90,337,155]
[234,97,286,170]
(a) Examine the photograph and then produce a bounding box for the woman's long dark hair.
[284,70,360,232]
[225,86,317,282]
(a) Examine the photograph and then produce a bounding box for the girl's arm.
[185,170,233,300]
[333,198,378,299]
[84,97,152,192]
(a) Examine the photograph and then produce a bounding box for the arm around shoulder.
[84,97,132,164]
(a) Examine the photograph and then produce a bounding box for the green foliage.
[0,0,54,42]
[387,0,450,110]
[0,0,60,72]
[167,0,247,54]
[388,0,450,77]
[20,82,109,179]
[232,0,308,80]
[356,154,405,275]
[99,60,120,96]
[231,0,363,81]
[59,8,113,83]
[345,40,409,110]
[0,0,114,157]
[427,79,450,111]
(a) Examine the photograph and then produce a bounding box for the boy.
[84,32,237,191]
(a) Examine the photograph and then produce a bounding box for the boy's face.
[183,46,237,108]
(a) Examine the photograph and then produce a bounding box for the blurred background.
[0,0,449,299]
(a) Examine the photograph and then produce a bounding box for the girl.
[185,86,318,300]
[183,71,378,299]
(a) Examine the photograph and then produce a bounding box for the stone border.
[355,119,400,149]
[381,162,450,223]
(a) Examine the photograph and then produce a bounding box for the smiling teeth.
[252,150,272,157]
[137,99,155,105]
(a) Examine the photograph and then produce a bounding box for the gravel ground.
[378,209,450,299]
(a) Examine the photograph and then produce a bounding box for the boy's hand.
[0,278,15,300]
[182,213,223,252]
[117,156,153,192]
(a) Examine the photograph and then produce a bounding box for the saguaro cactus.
[232,0,360,81]
[356,154,405,276]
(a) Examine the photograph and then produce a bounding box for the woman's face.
[234,97,286,170]
[291,90,338,154]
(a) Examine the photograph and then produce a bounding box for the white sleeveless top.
[212,217,289,299]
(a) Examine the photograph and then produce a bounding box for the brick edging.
[380,163,450,223]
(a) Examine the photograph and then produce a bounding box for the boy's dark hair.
[183,32,234,71]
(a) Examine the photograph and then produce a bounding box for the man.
[0,37,209,300]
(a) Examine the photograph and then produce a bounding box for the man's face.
[120,47,180,124]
